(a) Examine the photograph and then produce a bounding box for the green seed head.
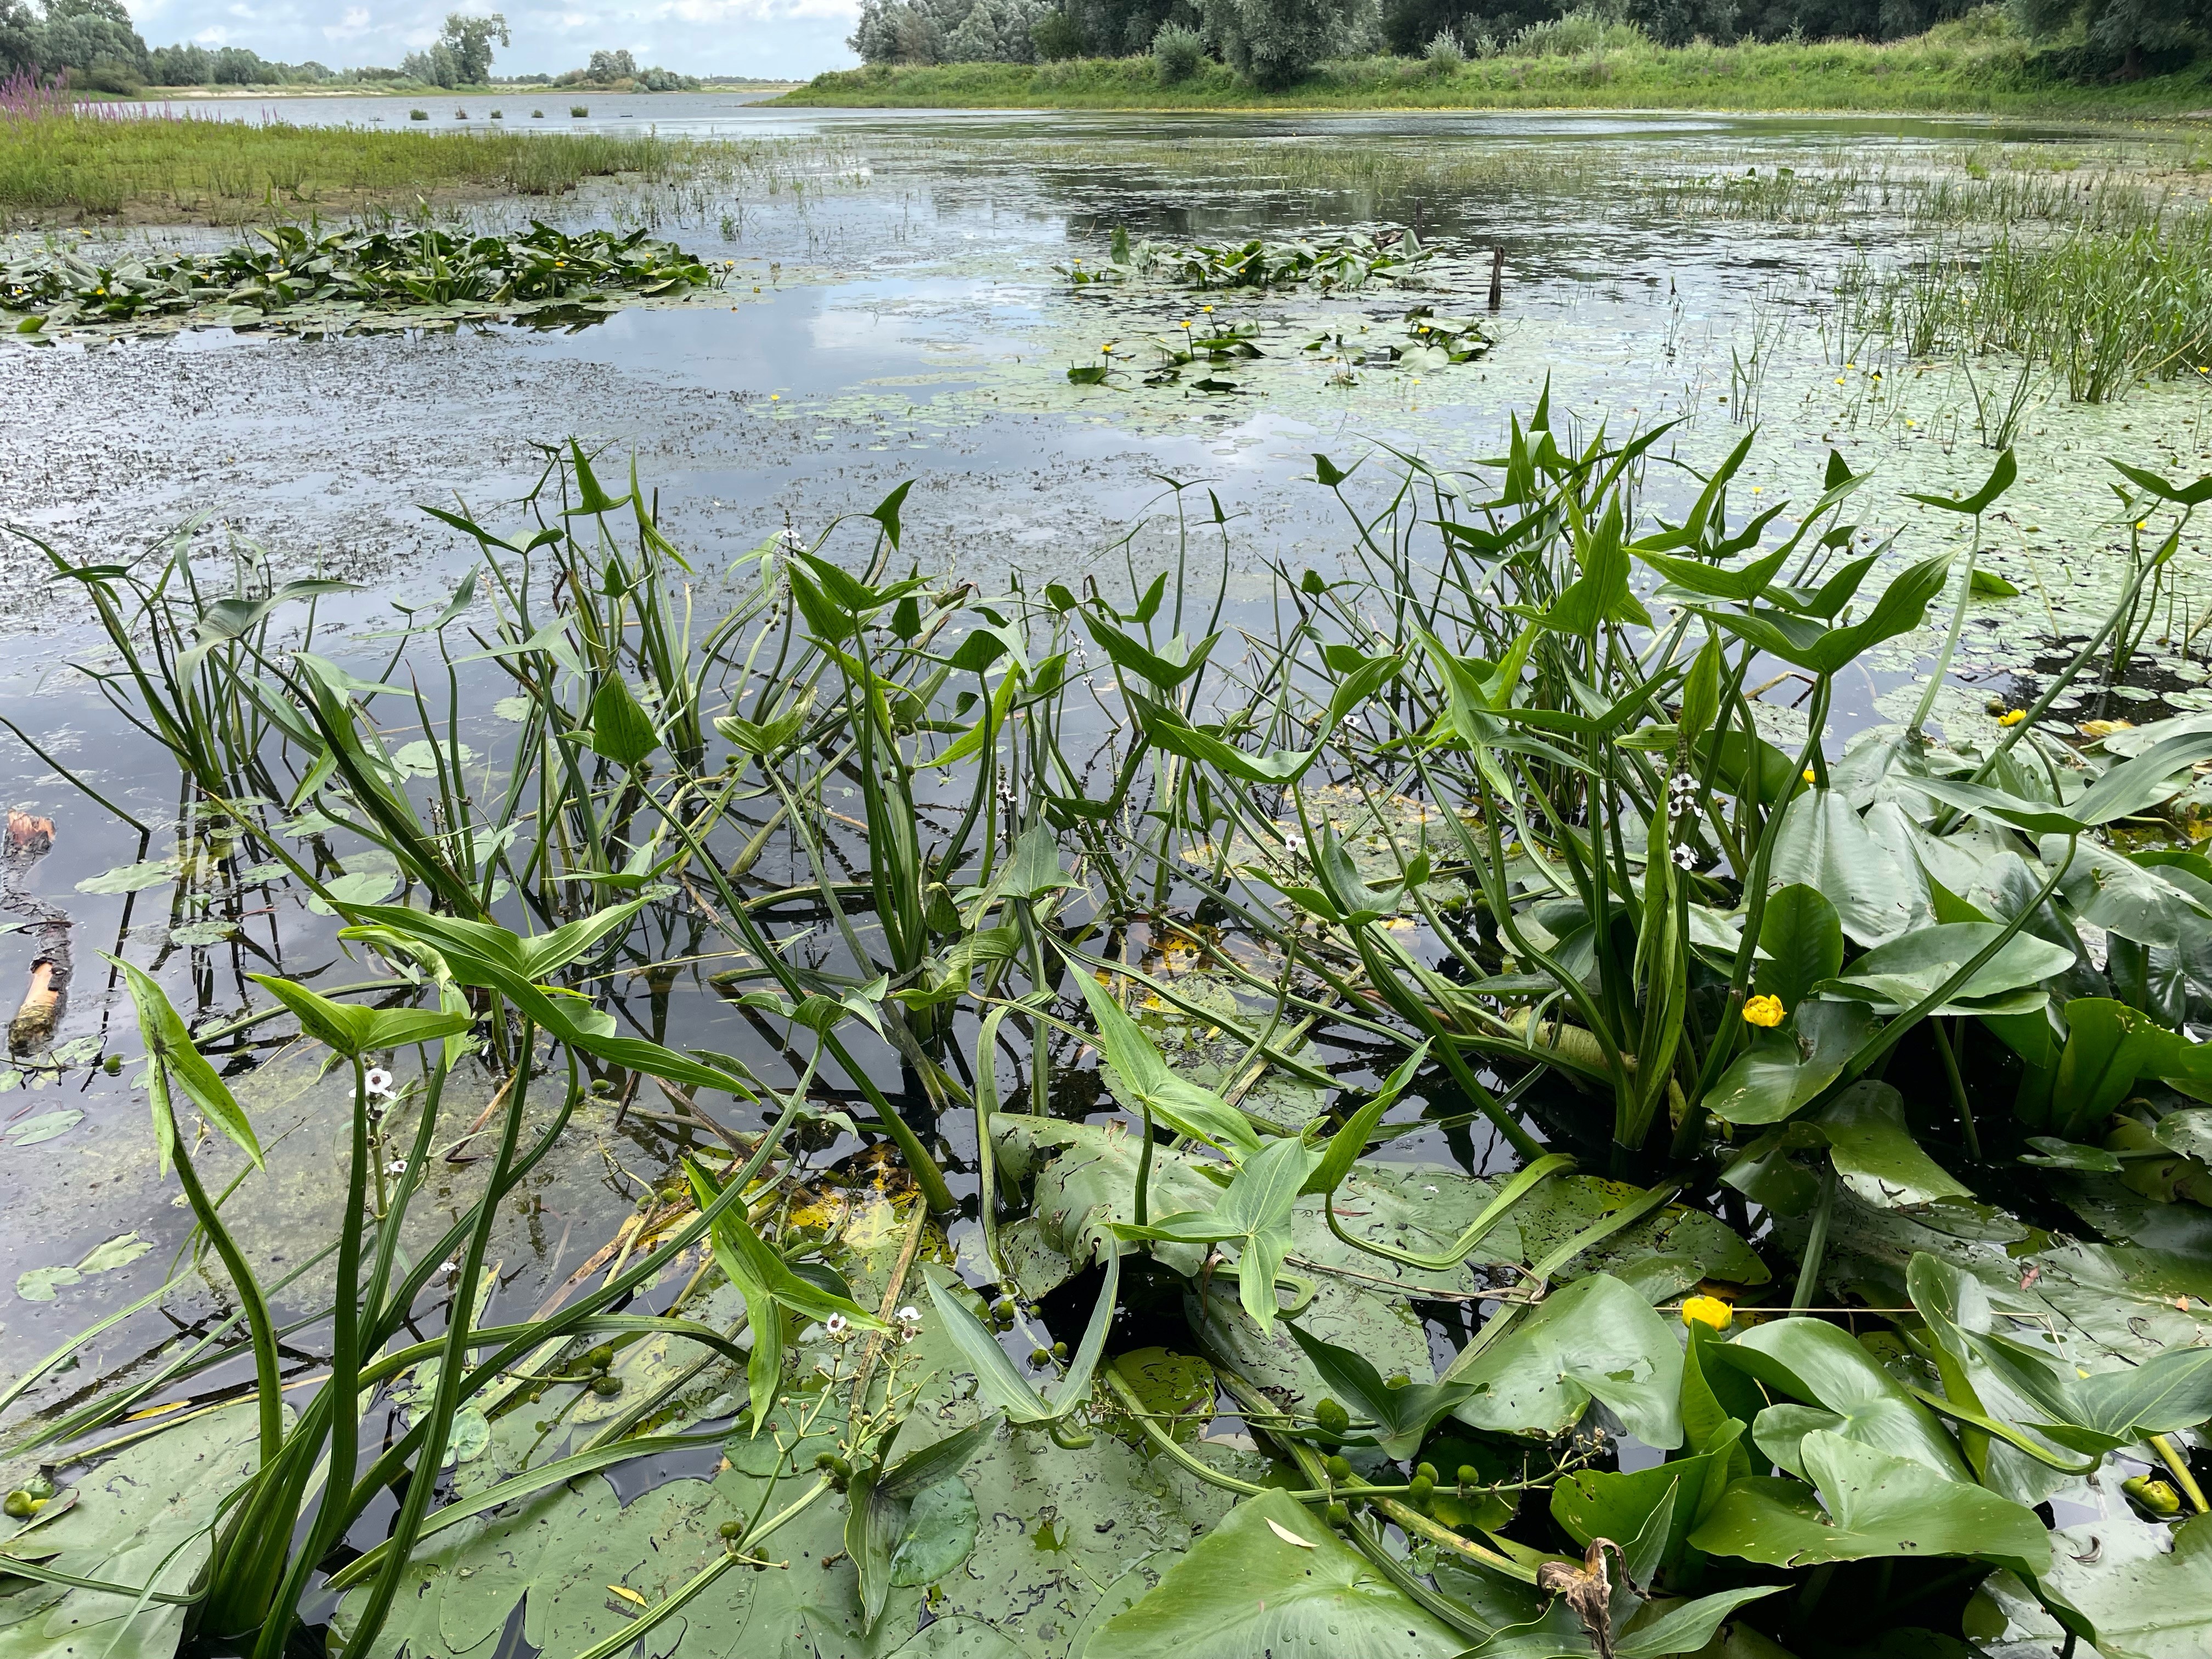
[1324,1501,1350,1526]
[2124,1475,2182,1516]
[1050,1341,1069,1361]
[1030,1348,1053,1367]
[1415,1462,1438,1485]
[1384,1374,1410,1390]
[1457,1464,1479,1487]
[1408,1474,1434,1503]
[587,1345,615,1370]
[1313,1397,1351,1435]
[1324,1453,1353,1482]
[718,1519,746,1541]
[589,1375,623,1397]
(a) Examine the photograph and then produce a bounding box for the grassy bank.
[0,108,687,224]
[780,32,2212,116]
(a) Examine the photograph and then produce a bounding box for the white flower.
[896,1306,920,1324]
[1671,843,1699,870]
[364,1067,394,1098]
[825,1313,849,1340]
[384,1159,409,1176]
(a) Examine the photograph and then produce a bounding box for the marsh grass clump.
[1836,210,2212,402]
[0,413,2209,1659]
[0,100,687,224]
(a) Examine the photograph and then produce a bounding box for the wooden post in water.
[1488,249,1504,311]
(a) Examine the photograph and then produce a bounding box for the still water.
[0,103,2203,1373]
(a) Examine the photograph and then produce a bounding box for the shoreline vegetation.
[135,80,800,100]
[0,110,693,224]
[779,29,2212,115]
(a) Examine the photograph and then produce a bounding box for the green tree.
[438,10,509,83]
[0,0,38,75]
[2009,0,2203,75]
[1197,0,1358,84]
[30,0,148,84]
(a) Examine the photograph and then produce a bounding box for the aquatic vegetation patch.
[1067,304,1491,392]
[1,220,728,340]
[1065,224,1436,291]
[0,413,2208,1659]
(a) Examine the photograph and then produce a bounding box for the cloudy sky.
[120,0,862,80]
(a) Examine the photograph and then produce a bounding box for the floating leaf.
[1085,1488,1462,1659]
[75,861,174,895]
[1689,1430,2049,1577]
[1449,1272,1684,1448]
[4,1108,82,1147]
[17,1232,153,1300]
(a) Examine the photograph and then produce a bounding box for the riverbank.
[778,33,2212,119]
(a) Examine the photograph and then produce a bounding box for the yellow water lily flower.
[1743,994,1786,1028]
[1681,1295,1733,1331]
[1802,767,1818,785]
[1997,709,2026,727]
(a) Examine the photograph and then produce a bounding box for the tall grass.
[0,100,688,222]
[1837,211,2212,400]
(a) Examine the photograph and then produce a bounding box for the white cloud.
[125,0,859,73]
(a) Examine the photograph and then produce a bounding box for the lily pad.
[16,1234,154,1302]
[1969,1512,2212,1659]
[73,861,174,895]
[1084,1488,1463,1659]
[3,1110,82,1148]
[1688,1430,2048,1577]
[1449,1271,1684,1448]
[0,1403,265,1657]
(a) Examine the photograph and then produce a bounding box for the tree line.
[0,6,701,96]
[849,0,2204,86]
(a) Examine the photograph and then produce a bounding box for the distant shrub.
[1152,21,1207,78]
[1031,10,1085,57]
[571,104,588,115]
[79,58,145,96]
[1424,26,1466,67]
[409,106,430,119]
[1199,0,1362,86]
[1504,6,1649,54]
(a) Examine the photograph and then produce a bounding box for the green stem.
[565,1476,834,1659]
[167,1132,282,1468]
[340,1032,540,1659]
[1792,1163,1837,1312]
[1932,1019,1981,1161]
